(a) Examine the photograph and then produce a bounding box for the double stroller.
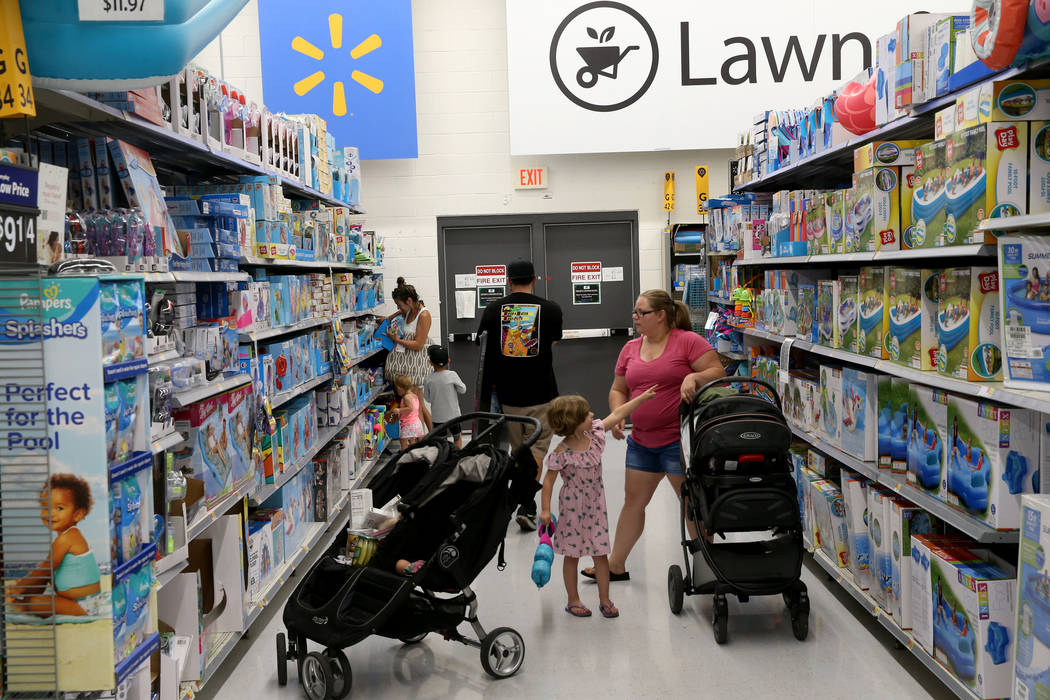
[276,412,541,699]
[667,378,810,644]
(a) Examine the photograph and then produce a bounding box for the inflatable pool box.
[855,166,902,252]
[888,268,923,368]
[841,368,877,462]
[818,365,843,448]
[858,266,888,358]
[1000,235,1050,389]
[823,190,845,255]
[888,499,935,626]
[906,385,947,493]
[841,473,873,590]
[907,140,948,250]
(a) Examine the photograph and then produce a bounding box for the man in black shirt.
[477,259,563,531]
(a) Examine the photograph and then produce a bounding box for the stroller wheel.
[324,648,353,699]
[712,595,729,645]
[300,651,334,700]
[480,627,525,679]
[399,632,428,645]
[667,565,685,615]
[276,633,288,687]
[792,613,809,641]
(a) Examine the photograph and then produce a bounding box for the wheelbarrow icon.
[576,44,639,88]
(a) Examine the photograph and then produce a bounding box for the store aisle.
[203,435,951,700]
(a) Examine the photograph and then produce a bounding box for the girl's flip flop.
[600,602,619,619]
[565,603,592,617]
[581,569,630,582]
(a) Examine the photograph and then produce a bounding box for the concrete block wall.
[193,0,733,335]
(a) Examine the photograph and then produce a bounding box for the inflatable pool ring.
[21,0,250,89]
[373,318,398,352]
[1003,450,1029,494]
[859,297,883,335]
[971,0,1029,69]
[938,307,970,352]
[907,424,943,489]
[948,437,991,512]
[933,594,978,680]
[1005,279,1050,334]
[945,169,987,222]
[834,71,877,136]
[889,306,922,343]
[912,181,949,224]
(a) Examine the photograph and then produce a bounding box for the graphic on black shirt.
[500,304,540,357]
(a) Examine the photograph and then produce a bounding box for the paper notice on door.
[455,291,476,319]
[455,274,476,289]
[602,266,624,282]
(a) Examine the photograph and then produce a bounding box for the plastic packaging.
[120,476,142,562]
[105,384,121,464]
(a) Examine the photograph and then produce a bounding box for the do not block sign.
[571,262,601,305]
[570,261,601,283]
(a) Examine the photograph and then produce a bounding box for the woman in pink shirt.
[582,289,724,582]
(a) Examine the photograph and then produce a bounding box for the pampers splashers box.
[945,395,1043,530]
[999,235,1050,390]
[937,267,1003,382]
[841,368,877,462]
[887,268,923,368]
[906,385,948,496]
[912,536,1016,698]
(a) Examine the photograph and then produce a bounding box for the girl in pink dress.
[390,374,426,450]
[539,385,656,619]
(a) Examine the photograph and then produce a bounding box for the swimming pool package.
[1000,235,1050,390]
[937,267,1003,382]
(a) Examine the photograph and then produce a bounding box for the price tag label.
[0,2,35,118]
[78,0,165,22]
[0,207,37,265]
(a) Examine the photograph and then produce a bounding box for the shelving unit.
[170,373,253,409]
[732,244,994,267]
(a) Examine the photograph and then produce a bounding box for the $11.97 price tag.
[78,0,165,22]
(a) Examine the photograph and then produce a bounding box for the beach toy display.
[20,0,250,89]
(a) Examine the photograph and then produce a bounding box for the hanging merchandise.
[19,0,249,89]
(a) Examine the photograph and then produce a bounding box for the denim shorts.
[625,436,684,476]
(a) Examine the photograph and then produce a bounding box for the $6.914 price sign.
[78,0,165,21]
[0,208,36,264]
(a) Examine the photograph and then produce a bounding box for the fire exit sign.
[515,166,548,189]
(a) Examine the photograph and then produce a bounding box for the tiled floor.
[201,434,951,699]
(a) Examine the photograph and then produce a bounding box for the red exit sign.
[515,166,548,189]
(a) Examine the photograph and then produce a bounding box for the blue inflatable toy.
[373,318,398,353]
[932,586,977,681]
[531,519,556,588]
[984,621,1011,665]
[947,437,991,512]
[21,0,249,90]
[891,403,908,466]
[1003,451,1029,495]
[829,206,844,247]
[907,423,942,489]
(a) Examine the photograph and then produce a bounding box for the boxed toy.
[999,235,1050,389]
[945,395,1043,529]
[906,385,947,496]
[908,140,948,250]
[891,378,911,474]
[991,79,1050,120]
[816,279,840,348]
[854,140,926,171]
[1032,121,1050,215]
[909,535,983,655]
[839,275,859,353]
[841,368,877,463]
[875,33,906,126]
[937,267,1002,381]
[854,166,902,252]
[818,365,843,449]
[812,481,850,567]
[868,485,896,611]
[920,268,941,371]
[858,266,888,358]
[927,15,971,98]
[887,499,939,627]
[877,375,894,469]
[1014,495,1050,700]
[822,190,845,255]
[173,386,254,508]
[841,471,872,589]
[805,192,826,257]
[887,267,922,368]
[843,185,865,254]
[797,283,818,342]
[945,122,1027,246]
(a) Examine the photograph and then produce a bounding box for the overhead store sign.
[0,0,35,118]
[258,0,418,160]
[506,0,960,154]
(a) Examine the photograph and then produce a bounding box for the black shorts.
[440,421,462,438]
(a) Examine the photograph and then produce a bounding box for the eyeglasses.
[631,309,655,318]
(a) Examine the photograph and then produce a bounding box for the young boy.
[424,345,466,447]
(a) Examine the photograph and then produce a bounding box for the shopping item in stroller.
[276,412,541,700]
[667,378,810,644]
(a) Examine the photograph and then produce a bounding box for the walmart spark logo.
[291,14,384,117]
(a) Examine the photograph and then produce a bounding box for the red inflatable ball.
[834,72,877,136]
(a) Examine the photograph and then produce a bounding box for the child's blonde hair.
[393,374,414,396]
[548,395,591,437]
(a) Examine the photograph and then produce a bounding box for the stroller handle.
[681,377,782,453]
[423,411,543,449]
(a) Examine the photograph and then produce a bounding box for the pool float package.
[945,395,1043,529]
[921,268,942,371]
[853,166,901,252]
[816,280,841,349]
[1012,495,1050,700]
[887,499,940,627]
[908,140,949,250]
[906,385,948,496]
[818,365,843,449]
[911,534,1015,697]
[997,235,1050,389]
[945,122,1027,247]
[937,267,1003,381]
[812,481,850,568]
[841,368,878,463]
[859,266,889,358]
[840,472,873,589]
[887,267,923,368]
[839,275,859,353]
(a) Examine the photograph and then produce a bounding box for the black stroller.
[275,412,541,699]
[667,378,810,644]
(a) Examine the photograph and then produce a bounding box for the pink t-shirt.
[615,329,714,448]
